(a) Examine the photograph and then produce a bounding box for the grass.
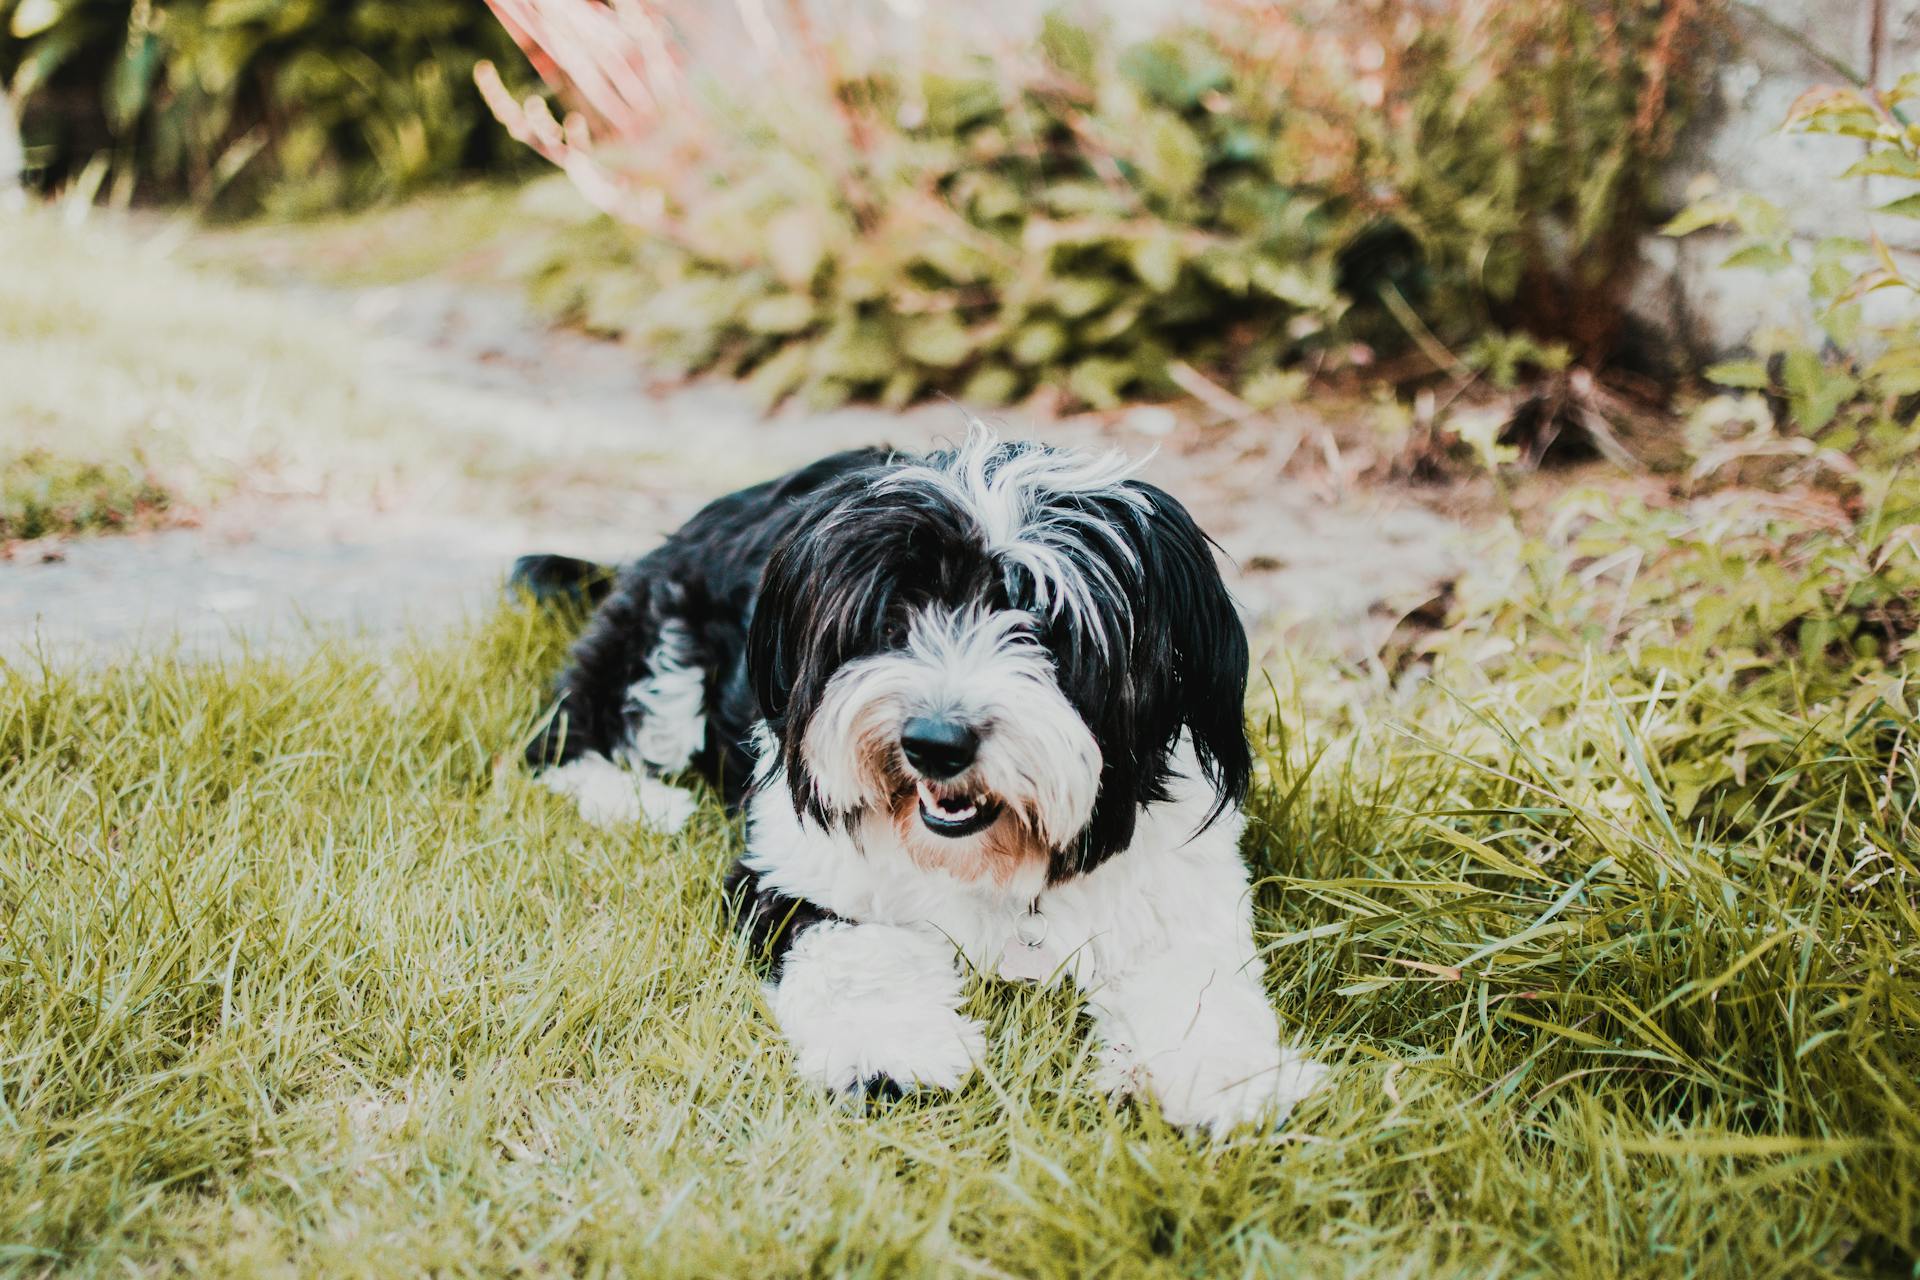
[0,450,170,543]
[2,174,1916,1278]
[2,510,1915,1275]
[0,202,660,539]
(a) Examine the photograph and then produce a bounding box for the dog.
[517,425,1326,1132]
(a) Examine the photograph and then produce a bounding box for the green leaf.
[1782,348,1858,432]
[1066,356,1135,410]
[9,0,62,39]
[1660,200,1736,237]
[920,73,1001,134]
[960,363,1021,406]
[1081,302,1141,343]
[1010,320,1068,366]
[1810,259,1855,301]
[900,314,975,368]
[1126,235,1183,293]
[743,294,816,335]
[1719,242,1793,273]
[879,369,922,410]
[1875,192,1920,219]
[1704,360,1769,390]
[1842,151,1920,180]
[744,342,810,410]
[1820,302,1862,349]
[814,318,896,383]
[1051,276,1116,319]
[1250,257,1336,309]
[1118,37,1228,109]
[1866,347,1920,396]
[1040,14,1095,84]
[1138,111,1206,201]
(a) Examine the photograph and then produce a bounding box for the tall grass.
[2,580,1912,1274]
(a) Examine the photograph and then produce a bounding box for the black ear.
[1128,482,1253,821]
[747,486,905,819]
[1054,480,1252,877]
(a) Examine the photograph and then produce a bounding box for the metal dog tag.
[998,906,1059,983]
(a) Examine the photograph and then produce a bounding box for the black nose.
[901,716,979,779]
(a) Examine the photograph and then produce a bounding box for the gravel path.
[2,280,1467,663]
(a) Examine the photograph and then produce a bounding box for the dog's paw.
[769,922,985,1097]
[634,774,698,833]
[1100,1038,1328,1135]
[540,755,697,833]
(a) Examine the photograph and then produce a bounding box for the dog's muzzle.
[902,716,998,837]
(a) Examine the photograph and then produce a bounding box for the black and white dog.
[520,425,1325,1132]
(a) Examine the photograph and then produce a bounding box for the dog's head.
[748,427,1250,884]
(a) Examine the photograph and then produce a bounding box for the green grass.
[0,450,170,542]
[2,545,1914,1275]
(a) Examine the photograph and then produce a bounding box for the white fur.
[625,620,707,773]
[542,753,699,833]
[801,606,1101,847]
[744,736,1328,1132]
[769,921,986,1093]
[876,423,1150,647]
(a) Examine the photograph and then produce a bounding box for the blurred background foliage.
[0,0,535,214]
[8,0,1915,487]
[489,0,1720,416]
[0,0,1724,417]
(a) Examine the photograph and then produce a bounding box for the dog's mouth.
[915,779,999,838]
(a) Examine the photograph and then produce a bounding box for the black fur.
[509,554,616,611]
[527,448,885,801]
[527,437,1250,881]
[722,861,842,977]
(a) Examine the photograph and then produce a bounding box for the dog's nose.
[901,716,978,779]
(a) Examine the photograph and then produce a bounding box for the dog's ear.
[1127,482,1252,821]
[748,525,826,817]
[748,490,902,815]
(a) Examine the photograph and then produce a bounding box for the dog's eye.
[884,619,910,647]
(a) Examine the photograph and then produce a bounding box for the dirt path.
[2,277,1467,662]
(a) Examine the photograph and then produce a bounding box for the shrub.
[0,0,537,213]
[479,0,1719,413]
[1663,74,1920,484]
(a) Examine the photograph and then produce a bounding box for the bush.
[485,0,1719,413]
[0,0,537,214]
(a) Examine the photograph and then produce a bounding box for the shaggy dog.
[517,426,1325,1132]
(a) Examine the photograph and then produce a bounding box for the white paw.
[770,922,985,1095]
[634,773,699,833]
[1099,1037,1328,1135]
[540,754,698,833]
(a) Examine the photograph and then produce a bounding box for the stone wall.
[1634,0,1919,361]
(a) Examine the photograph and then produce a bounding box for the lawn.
[3,170,1917,1278]
[3,481,1915,1275]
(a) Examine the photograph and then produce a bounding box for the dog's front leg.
[769,920,985,1099]
[1086,944,1326,1135]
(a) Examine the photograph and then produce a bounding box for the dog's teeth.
[916,781,979,823]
